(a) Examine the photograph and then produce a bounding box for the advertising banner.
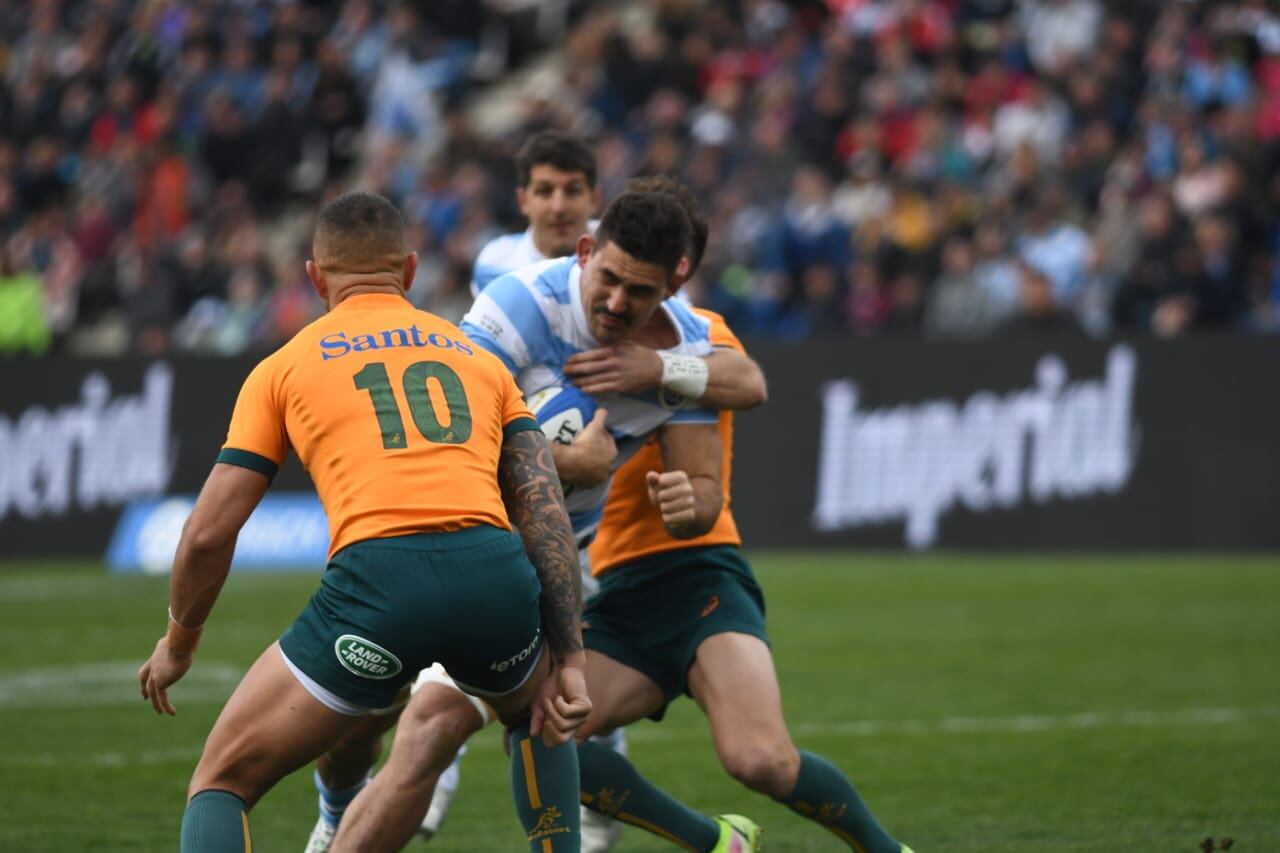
[732,337,1280,550]
[0,357,310,559]
[3,337,1279,560]
[106,493,328,574]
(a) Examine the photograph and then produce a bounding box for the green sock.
[578,738,720,852]
[777,750,902,852]
[509,722,581,852]
[181,790,252,853]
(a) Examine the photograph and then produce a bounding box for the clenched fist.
[646,470,696,530]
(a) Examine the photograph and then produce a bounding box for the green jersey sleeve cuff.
[503,417,540,439]
[217,447,279,480]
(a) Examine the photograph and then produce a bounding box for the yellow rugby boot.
[712,814,763,852]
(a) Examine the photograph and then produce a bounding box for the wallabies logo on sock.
[594,787,631,818]
[816,802,848,825]
[528,805,571,841]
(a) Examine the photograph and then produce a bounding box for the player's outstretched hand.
[530,664,591,748]
[138,637,194,716]
[647,470,696,529]
[564,341,662,395]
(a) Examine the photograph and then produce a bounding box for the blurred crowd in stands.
[4,0,1280,354]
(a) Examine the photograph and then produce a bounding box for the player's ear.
[305,260,328,303]
[402,252,418,294]
[516,186,529,218]
[576,233,595,268]
[672,256,690,290]
[591,184,603,214]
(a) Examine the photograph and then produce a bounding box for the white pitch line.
[457,705,1280,751]
[0,661,242,709]
[650,705,1280,741]
[4,747,204,769]
[5,706,1276,768]
[783,706,1280,738]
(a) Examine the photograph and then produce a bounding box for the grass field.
[1,553,1277,852]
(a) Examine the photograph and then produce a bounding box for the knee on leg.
[189,747,277,807]
[325,726,385,771]
[720,742,799,798]
[398,697,477,778]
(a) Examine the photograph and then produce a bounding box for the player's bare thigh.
[687,632,800,795]
[394,677,489,777]
[576,649,665,739]
[319,703,403,787]
[330,679,488,853]
[189,642,361,806]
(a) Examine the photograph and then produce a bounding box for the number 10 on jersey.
[353,360,472,448]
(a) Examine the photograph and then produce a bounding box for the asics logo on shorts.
[701,595,720,617]
[490,628,541,673]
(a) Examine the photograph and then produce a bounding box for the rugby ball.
[525,384,598,446]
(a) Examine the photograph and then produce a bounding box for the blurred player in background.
[138,192,591,853]
[471,131,602,295]
[328,190,768,852]
[306,129,608,853]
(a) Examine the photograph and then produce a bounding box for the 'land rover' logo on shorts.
[334,635,402,680]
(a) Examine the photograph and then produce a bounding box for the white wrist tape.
[658,352,710,400]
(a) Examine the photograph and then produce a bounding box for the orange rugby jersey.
[219,292,538,557]
[588,309,743,576]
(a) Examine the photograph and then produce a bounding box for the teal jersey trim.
[503,416,540,439]
[216,447,279,480]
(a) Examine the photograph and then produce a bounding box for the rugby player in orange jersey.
[305,178,767,853]
[327,182,772,853]
[138,192,591,853]
[307,129,606,853]
[570,308,912,853]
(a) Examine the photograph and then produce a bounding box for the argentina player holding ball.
[328,191,768,852]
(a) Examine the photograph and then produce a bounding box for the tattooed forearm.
[498,428,584,661]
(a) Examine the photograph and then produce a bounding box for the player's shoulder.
[475,231,529,268]
[486,256,575,305]
[663,297,713,344]
[688,306,744,350]
[256,322,317,373]
[691,306,727,325]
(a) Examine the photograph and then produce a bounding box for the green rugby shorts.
[582,545,768,719]
[279,524,543,710]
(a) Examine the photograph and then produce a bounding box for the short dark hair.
[625,175,709,276]
[515,131,597,188]
[593,191,691,278]
[313,191,406,267]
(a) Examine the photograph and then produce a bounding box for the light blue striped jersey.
[460,256,716,542]
[470,230,543,297]
[469,221,599,297]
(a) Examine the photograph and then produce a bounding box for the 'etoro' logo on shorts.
[490,628,541,673]
[334,635,403,680]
